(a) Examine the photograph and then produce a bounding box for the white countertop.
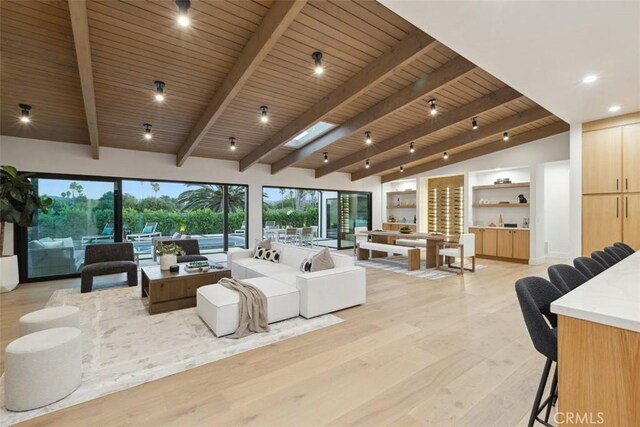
[469,226,531,231]
[551,251,640,332]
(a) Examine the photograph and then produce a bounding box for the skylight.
[284,121,337,149]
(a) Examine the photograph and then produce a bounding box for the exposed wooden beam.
[239,29,439,171]
[176,0,307,167]
[270,56,476,174]
[352,106,552,181]
[68,0,100,160]
[315,86,522,178]
[380,121,569,183]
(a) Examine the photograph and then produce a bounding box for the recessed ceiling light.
[503,132,509,141]
[365,131,372,145]
[260,106,269,123]
[19,104,31,123]
[582,74,598,84]
[176,0,191,27]
[409,142,415,153]
[365,159,370,169]
[443,151,449,160]
[609,105,621,113]
[312,51,323,75]
[471,117,478,130]
[400,166,404,173]
[323,152,329,163]
[229,136,236,150]
[428,99,437,116]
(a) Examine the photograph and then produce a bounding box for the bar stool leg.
[543,366,558,423]
[528,358,552,427]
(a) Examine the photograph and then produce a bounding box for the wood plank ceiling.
[0,0,568,182]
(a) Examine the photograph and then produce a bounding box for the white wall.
[543,161,571,258]
[0,136,382,255]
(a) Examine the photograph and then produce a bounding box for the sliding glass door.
[22,176,118,280]
[18,174,247,282]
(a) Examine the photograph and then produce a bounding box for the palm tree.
[177,184,245,212]
[150,182,160,197]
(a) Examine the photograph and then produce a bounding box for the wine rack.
[428,175,464,235]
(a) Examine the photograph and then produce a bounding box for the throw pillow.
[42,241,64,249]
[311,247,335,272]
[254,247,280,263]
[299,255,313,273]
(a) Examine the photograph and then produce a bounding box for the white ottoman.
[19,306,80,336]
[4,327,82,411]
[197,277,300,337]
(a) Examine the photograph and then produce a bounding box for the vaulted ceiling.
[0,0,568,182]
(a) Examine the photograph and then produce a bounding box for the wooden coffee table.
[141,264,231,314]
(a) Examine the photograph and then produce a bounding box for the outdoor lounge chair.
[126,222,161,241]
[81,225,114,245]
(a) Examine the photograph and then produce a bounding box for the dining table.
[551,250,640,426]
[365,231,449,268]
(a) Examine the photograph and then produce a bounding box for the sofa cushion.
[311,248,335,272]
[249,262,297,278]
[42,241,64,249]
[81,260,137,276]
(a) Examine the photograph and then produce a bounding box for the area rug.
[356,256,486,280]
[0,285,342,426]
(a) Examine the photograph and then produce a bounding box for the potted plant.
[0,165,52,292]
[155,242,185,271]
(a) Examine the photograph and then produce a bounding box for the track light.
[260,106,269,123]
[365,131,372,145]
[365,159,370,169]
[443,151,449,160]
[19,104,31,123]
[471,117,478,130]
[176,0,191,27]
[409,142,415,153]
[428,99,437,116]
[503,132,509,141]
[400,166,404,173]
[143,123,152,140]
[229,136,236,151]
[323,152,329,163]
[312,51,323,75]
[154,81,165,102]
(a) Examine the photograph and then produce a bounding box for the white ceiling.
[381,0,640,124]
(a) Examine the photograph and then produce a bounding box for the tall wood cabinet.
[582,113,640,255]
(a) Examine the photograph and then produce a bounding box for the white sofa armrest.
[227,247,252,263]
[296,266,366,318]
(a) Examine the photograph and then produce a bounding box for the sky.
[38,179,195,199]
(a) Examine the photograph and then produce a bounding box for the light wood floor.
[1,258,559,426]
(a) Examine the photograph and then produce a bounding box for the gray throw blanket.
[218,278,270,339]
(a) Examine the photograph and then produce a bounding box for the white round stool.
[4,327,82,411]
[19,306,80,336]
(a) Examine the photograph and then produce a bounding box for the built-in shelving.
[473,203,530,208]
[472,182,530,190]
[387,190,416,196]
[387,204,416,209]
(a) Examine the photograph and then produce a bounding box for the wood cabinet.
[622,124,640,192]
[497,229,513,258]
[512,230,531,260]
[582,127,622,194]
[582,113,639,254]
[382,223,416,232]
[623,194,640,249]
[482,229,497,256]
[469,227,529,262]
[582,195,622,255]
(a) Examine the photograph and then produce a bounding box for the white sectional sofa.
[227,242,366,318]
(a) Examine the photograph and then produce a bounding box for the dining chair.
[353,226,369,254]
[436,233,475,274]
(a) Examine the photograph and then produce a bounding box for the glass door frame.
[15,172,249,283]
[337,190,372,250]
